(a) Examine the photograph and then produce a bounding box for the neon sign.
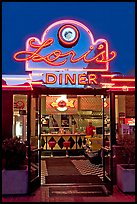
[45,73,97,85]
[51,95,75,111]
[2,19,134,91]
[13,19,117,72]
[14,38,116,67]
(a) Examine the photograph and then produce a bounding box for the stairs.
[43,183,109,196]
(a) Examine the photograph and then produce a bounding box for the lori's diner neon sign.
[2,19,135,91]
[13,19,117,72]
[14,38,116,67]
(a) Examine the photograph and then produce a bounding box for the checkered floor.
[71,159,103,181]
[41,157,103,185]
[41,160,47,185]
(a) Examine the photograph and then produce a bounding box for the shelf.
[48,127,72,129]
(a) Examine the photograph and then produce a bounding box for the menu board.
[125,95,135,118]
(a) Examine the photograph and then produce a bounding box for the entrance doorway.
[30,94,112,195]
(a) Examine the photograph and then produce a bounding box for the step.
[42,183,109,196]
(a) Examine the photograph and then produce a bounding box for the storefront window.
[115,94,135,140]
[13,94,27,142]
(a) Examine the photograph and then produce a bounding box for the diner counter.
[41,133,86,150]
[40,133,106,151]
[41,133,86,137]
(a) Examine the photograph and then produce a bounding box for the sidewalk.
[2,185,135,202]
[2,156,135,202]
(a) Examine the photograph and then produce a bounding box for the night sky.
[2,2,135,75]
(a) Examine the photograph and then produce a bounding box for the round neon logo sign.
[58,24,80,48]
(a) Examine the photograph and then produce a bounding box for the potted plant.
[116,133,135,192]
[2,137,28,195]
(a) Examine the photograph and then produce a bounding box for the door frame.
[102,92,114,195]
[28,88,116,194]
[27,93,42,194]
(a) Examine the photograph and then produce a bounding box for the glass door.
[102,94,113,194]
[29,94,41,192]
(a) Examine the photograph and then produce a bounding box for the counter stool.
[63,141,71,157]
[48,141,56,157]
[105,141,110,147]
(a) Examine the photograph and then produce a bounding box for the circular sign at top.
[58,24,80,48]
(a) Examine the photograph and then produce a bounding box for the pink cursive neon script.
[13,38,117,66]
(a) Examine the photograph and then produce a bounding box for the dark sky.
[2,2,135,75]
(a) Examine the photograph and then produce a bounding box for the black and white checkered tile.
[71,159,103,181]
[41,160,48,185]
[41,158,104,185]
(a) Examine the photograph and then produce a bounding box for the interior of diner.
[12,94,135,150]
[40,94,110,133]
[13,94,110,150]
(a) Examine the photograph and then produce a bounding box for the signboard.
[14,20,116,72]
[2,19,135,91]
[13,19,117,88]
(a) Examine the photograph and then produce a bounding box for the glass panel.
[30,95,41,185]
[10,94,28,191]
[30,149,39,182]
[116,94,135,142]
[13,94,27,142]
[30,96,38,148]
[113,94,135,189]
[102,94,112,193]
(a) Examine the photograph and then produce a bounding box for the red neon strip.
[101,74,115,78]
[2,85,33,90]
[100,83,115,85]
[101,85,115,88]
[111,79,135,81]
[25,67,110,72]
[2,85,31,87]
[2,77,31,80]
[110,86,135,89]
[31,82,43,84]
